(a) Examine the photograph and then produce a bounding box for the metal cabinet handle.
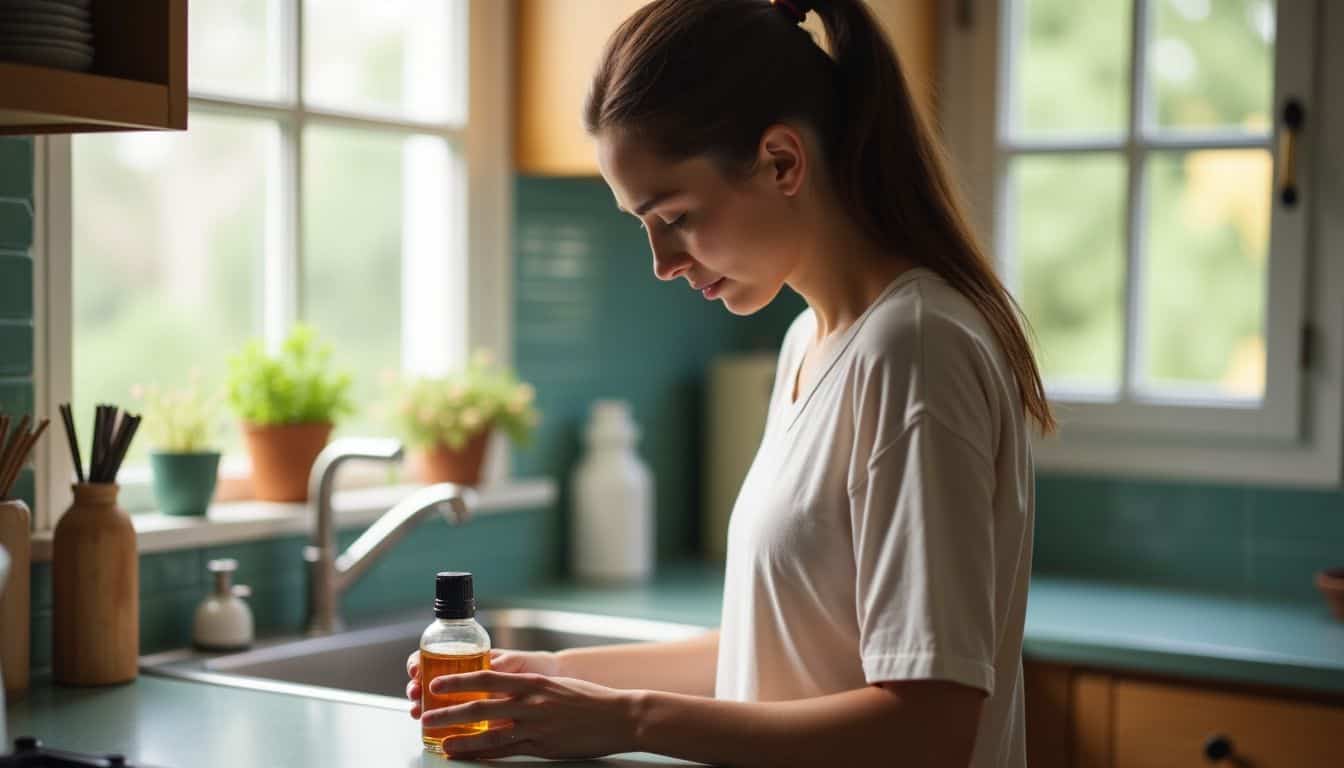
[1279,99,1306,207]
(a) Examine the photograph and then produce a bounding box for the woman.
[406,1,1051,764]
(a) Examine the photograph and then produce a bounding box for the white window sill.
[31,477,557,562]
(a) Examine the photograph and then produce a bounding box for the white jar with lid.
[571,400,654,583]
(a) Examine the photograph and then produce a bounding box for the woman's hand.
[420,669,642,760]
[405,648,560,718]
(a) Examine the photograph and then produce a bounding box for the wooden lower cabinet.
[1024,661,1344,768]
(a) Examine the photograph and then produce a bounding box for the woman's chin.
[720,284,778,316]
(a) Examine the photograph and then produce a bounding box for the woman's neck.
[786,203,917,339]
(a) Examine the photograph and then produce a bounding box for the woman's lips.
[701,276,727,300]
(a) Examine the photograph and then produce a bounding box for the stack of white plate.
[0,0,94,72]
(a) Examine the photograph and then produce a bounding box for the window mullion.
[1121,0,1151,402]
[290,0,306,342]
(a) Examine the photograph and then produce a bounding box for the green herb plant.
[226,325,355,427]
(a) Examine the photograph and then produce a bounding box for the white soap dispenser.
[571,400,654,583]
[193,558,255,651]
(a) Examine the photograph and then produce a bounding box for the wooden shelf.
[0,61,173,134]
[0,0,186,134]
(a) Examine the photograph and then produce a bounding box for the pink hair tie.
[774,0,808,25]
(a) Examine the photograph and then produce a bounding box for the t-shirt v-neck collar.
[783,268,932,429]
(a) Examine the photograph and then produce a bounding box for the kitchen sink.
[141,608,709,710]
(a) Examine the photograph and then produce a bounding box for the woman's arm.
[556,629,718,697]
[630,678,985,768]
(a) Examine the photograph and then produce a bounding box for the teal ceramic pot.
[150,451,221,516]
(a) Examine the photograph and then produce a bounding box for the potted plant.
[392,351,539,486]
[133,371,224,516]
[226,325,354,502]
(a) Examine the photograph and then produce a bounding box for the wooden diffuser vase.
[52,483,139,686]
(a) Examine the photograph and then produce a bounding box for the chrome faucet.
[305,437,477,635]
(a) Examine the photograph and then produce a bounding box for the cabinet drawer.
[1113,678,1343,767]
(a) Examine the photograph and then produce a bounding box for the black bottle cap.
[434,571,475,619]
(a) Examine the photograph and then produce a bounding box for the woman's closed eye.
[637,213,688,232]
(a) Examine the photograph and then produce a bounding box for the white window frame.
[31,0,515,529]
[941,0,1344,487]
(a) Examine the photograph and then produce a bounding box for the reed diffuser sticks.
[58,403,141,485]
[0,413,49,499]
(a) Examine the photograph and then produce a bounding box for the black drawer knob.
[1204,734,1235,762]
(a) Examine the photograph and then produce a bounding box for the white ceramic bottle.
[571,400,654,583]
[192,558,254,651]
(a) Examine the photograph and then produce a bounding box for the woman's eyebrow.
[616,190,679,216]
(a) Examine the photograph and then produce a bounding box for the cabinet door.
[1024,661,1073,768]
[861,0,940,116]
[515,0,940,175]
[515,0,649,175]
[1113,678,1344,768]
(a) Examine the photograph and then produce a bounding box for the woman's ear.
[756,124,807,198]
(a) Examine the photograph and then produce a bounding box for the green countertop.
[8,561,1343,767]
[5,675,699,767]
[1023,578,1344,694]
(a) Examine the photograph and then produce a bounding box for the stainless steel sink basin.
[142,608,709,710]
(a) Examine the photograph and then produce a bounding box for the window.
[36,1,512,521]
[942,0,1344,485]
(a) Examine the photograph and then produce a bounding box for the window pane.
[303,127,460,437]
[73,114,276,468]
[1008,154,1127,393]
[1147,0,1275,133]
[190,0,287,101]
[303,0,465,123]
[1009,0,1131,138]
[1140,150,1269,398]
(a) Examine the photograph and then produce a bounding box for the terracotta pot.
[241,422,333,501]
[412,430,491,486]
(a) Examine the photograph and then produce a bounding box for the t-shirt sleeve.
[846,413,998,695]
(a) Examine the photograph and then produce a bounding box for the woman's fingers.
[429,670,540,696]
[441,726,536,759]
[422,697,527,729]
[407,678,421,701]
[406,649,419,679]
[490,651,523,672]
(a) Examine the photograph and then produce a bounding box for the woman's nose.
[650,236,693,282]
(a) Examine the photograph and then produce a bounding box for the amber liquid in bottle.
[420,645,491,752]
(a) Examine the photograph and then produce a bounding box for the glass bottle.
[419,571,492,753]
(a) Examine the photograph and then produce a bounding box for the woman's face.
[596,129,805,316]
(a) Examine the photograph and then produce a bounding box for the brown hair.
[586,0,1055,434]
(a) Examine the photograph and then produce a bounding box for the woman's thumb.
[489,650,524,672]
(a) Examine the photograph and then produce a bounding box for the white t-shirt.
[714,267,1034,768]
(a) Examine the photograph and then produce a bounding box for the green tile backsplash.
[0,250,33,319]
[0,138,34,508]
[512,176,804,568]
[6,139,1342,672]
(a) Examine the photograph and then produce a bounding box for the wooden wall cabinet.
[514,0,940,176]
[0,0,186,135]
[1025,662,1344,768]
